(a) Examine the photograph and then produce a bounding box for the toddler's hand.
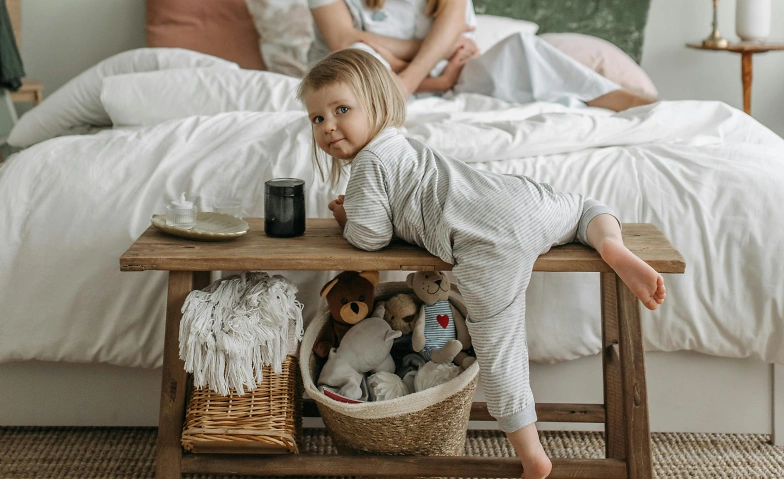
[328,195,347,229]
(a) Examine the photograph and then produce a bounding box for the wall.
[15,0,145,114]
[643,0,784,135]
[16,0,784,136]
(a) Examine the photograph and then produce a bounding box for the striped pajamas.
[342,128,614,433]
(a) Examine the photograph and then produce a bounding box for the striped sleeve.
[343,153,394,251]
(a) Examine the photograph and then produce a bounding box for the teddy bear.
[313,270,379,359]
[317,305,403,401]
[375,292,421,335]
[406,271,475,369]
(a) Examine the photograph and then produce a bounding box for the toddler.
[298,48,665,479]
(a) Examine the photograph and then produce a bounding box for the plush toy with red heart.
[406,271,475,369]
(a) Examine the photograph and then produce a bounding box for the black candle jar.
[265,178,306,238]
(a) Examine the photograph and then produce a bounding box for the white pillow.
[473,14,539,54]
[245,0,314,78]
[540,33,658,98]
[8,48,239,148]
[101,68,304,127]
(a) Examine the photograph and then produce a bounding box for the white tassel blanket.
[179,272,304,396]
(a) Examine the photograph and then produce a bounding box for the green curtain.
[0,0,25,91]
[472,0,652,64]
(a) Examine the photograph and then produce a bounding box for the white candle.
[736,0,772,42]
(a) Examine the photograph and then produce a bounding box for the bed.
[1,0,782,441]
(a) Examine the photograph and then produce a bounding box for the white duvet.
[1,64,783,368]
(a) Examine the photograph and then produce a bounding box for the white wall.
[16,0,784,136]
[643,0,784,136]
[16,0,145,114]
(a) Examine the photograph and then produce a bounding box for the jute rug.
[1,427,783,478]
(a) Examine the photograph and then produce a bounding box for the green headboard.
[472,0,652,64]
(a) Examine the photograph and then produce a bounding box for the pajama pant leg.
[576,197,621,246]
[453,253,537,434]
[463,287,536,433]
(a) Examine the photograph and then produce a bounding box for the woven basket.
[181,354,302,454]
[300,282,479,457]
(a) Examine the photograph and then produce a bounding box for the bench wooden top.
[120,218,685,273]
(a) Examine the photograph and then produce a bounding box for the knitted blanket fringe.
[179,272,304,396]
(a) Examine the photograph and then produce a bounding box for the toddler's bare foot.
[599,238,666,310]
[507,424,553,479]
[520,445,552,479]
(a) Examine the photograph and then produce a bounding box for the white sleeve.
[308,0,338,8]
[342,153,394,251]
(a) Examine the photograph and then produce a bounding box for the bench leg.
[601,273,625,461]
[616,277,653,479]
[156,271,210,479]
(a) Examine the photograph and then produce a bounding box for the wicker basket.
[300,282,479,457]
[181,354,302,454]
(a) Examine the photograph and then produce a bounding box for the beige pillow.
[539,32,658,98]
[245,0,314,78]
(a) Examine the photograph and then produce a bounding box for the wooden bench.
[120,218,686,479]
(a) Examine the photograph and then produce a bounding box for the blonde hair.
[365,0,444,17]
[298,48,407,186]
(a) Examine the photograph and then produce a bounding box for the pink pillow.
[146,0,266,70]
[539,33,658,98]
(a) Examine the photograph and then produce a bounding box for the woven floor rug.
[1,427,783,478]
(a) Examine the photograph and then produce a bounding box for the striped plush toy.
[407,271,475,370]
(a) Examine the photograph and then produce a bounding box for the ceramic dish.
[151,212,249,241]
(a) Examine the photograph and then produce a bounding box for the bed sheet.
[1,70,782,368]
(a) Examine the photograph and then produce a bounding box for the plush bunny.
[406,271,475,369]
[317,305,402,401]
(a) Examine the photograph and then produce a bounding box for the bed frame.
[1,0,781,448]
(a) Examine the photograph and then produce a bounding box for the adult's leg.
[586,90,657,112]
[454,33,655,111]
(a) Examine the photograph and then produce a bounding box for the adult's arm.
[310,1,422,60]
[397,0,468,95]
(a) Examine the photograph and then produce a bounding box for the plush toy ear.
[359,270,380,286]
[406,272,415,288]
[321,277,340,297]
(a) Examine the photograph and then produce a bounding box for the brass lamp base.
[703,30,729,48]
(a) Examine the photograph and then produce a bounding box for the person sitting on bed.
[307,0,657,112]
[298,49,666,479]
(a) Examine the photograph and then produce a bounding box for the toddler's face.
[304,82,373,160]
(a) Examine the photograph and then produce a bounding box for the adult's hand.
[410,44,475,94]
[361,39,410,73]
[450,36,479,59]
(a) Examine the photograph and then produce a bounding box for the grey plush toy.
[317,305,402,401]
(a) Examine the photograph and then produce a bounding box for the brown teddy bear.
[407,271,475,369]
[376,292,421,335]
[313,270,379,359]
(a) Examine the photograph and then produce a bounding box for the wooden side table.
[10,79,43,106]
[686,41,784,115]
[120,218,685,479]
